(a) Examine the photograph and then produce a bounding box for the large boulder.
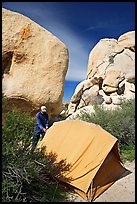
[2,8,68,119]
[118,31,135,51]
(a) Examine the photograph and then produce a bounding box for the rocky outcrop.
[86,31,135,81]
[66,105,95,120]
[67,31,135,115]
[2,8,68,118]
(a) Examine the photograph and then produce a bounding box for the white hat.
[41,106,47,112]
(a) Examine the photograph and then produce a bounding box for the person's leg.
[41,130,45,139]
[32,125,40,149]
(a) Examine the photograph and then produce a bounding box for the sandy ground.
[65,160,135,202]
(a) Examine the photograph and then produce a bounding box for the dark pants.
[32,125,45,149]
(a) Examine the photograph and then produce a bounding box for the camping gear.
[37,119,127,201]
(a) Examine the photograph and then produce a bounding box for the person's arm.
[43,114,49,133]
[45,114,49,129]
[36,113,44,130]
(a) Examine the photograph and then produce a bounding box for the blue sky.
[2,2,135,102]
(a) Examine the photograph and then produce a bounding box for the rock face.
[87,31,135,80]
[67,31,135,115]
[2,8,69,118]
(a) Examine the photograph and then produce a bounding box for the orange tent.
[37,119,127,201]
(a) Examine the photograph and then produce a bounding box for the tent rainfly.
[37,119,127,201]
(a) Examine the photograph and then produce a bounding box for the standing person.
[32,105,49,149]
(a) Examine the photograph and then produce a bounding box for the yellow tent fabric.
[37,119,127,201]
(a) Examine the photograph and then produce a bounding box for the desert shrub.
[2,104,71,202]
[75,99,135,161]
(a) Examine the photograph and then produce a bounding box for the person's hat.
[41,106,47,112]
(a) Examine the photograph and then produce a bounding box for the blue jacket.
[36,111,49,130]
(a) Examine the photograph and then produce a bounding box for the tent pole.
[89,180,93,202]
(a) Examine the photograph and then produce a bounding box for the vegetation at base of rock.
[2,98,71,202]
[75,99,135,162]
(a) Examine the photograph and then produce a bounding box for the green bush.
[2,106,71,202]
[75,99,135,162]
